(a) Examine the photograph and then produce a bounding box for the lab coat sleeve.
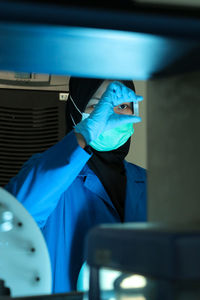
[5,130,91,228]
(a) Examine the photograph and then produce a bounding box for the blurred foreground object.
[0,188,52,297]
[86,223,200,300]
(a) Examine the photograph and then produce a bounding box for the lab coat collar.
[80,160,145,181]
[79,163,112,207]
[124,161,146,221]
[79,161,146,220]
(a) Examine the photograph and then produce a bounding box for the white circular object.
[0,187,52,297]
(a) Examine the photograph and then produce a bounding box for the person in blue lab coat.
[5,77,147,294]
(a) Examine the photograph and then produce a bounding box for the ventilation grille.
[0,89,66,187]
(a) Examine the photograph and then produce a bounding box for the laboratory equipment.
[0,188,52,297]
[0,202,13,232]
[133,101,139,117]
[85,223,200,300]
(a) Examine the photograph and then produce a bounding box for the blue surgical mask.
[82,113,134,151]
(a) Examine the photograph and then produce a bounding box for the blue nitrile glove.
[74,81,143,145]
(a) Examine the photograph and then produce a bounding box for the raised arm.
[5,130,91,228]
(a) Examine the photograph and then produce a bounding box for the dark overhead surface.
[1,0,200,38]
[0,0,200,79]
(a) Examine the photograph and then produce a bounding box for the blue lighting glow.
[0,22,197,79]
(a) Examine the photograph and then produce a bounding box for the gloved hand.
[74,81,143,145]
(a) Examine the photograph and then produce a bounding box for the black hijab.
[65,77,136,221]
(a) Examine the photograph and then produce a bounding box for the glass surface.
[99,268,155,300]
[98,267,200,300]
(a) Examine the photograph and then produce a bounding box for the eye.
[85,99,99,111]
[85,103,97,114]
[118,104,128,110]
[86,104,96,110]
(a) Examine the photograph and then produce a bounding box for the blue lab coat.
[5,130,147,293]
